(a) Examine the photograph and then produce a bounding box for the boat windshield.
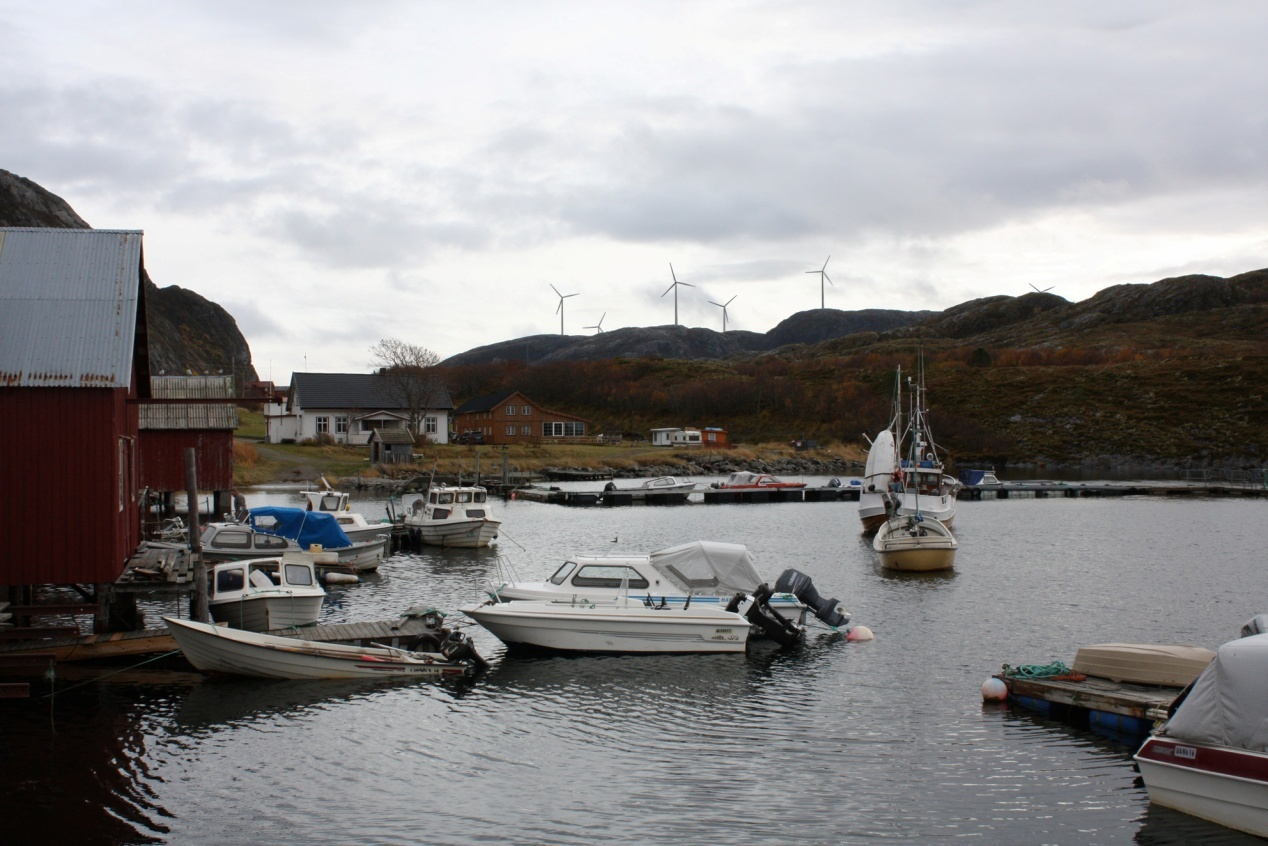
[570,565,649,590]
[284,562,315,586]
[548,561,577,585]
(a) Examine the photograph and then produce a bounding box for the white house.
[264,372,453,445]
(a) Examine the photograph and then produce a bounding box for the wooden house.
[451,391,589,445]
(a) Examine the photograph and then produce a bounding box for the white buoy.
[846,625,874,642]
[981,677,1008,701]
[323,572,359,585]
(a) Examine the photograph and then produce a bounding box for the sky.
[4,1,1266,381]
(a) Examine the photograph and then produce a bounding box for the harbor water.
[2,486,1264,845]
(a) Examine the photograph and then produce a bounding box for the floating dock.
[959,481,1267,500]
[998,671,1183,739]
[512,485,860,506]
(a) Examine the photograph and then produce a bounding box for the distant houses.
[264,372,453,445]
[452,390,589,445]
[650,426,729,448]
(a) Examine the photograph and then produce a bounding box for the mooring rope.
[1002,661,1086,680]
[39,648,185,699]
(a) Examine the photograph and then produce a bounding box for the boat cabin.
[201,523,296,559]
[211,557,322,602]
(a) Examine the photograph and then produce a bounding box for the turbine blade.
[680,281,695,288]
[551,283,562,296]
[823,255,831,270]
[669,262,677,283]
[662,282,676,297]
[824,273,833,286]
[726,295,736,305]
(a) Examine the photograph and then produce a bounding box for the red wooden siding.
[139,430,234,491]
[0,386,139,587]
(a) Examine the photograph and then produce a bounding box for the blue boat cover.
[247,506,354,549]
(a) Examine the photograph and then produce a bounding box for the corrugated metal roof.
[140,375,237,430]
[0,228,144,388]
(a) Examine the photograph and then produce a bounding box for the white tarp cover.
[1164,633,1268,751]
[648,541,764,595]
[863,428,897,483]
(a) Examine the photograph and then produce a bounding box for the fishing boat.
[858,363,957,535]
[872,503,958,571]
[484,540,852,634]
[710,472,807,490]
[403,484,501,548]
[246,506,387,572]
[165,616,483,680]
[461,596,755,654]
[1135,629,1268,838]
[207,557,326,631]
[300,477,394,543]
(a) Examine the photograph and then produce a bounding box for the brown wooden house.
[451,391,589,445]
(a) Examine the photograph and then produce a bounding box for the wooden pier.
[512,485,861,507]
[997,672,1184,739]
[959,481,1268,500]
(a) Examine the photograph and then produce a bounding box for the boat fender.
[846,625,874,642]
[981,677,1008,701]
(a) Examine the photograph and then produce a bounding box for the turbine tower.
[709,295,736,332]
[551,283,578,335]
[584,313,606,333]
[805,256,833,309]
[661,263,694,326]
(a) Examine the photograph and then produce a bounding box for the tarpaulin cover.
[1164,633,1268,752]
[647,540,764,594]
[248,506,354,550]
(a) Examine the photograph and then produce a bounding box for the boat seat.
[249,570,276,588]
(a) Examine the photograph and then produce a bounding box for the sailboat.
[858,362,958,535]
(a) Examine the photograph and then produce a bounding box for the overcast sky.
[5,1,1265,380]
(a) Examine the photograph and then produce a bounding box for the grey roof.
[140,375,237,430]
[371,429,416,445]
[453,390,518,415]
[291,372,453,411]
[0,228,144,388]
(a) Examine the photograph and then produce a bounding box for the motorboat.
[300,478,393,543]
[858,363,958,535]
[484,540,853,635]
[462,596,755,654]
[207,557,325,632]
[246,506,387,572]
[602,476,699,501]
[165,616,483,680]
[710,472,807,490]
[200,521,300,560]
[1134,628,1268,838]
[403,485,501,548]
[872,509,957,571]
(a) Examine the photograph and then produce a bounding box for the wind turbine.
[662,263,694,326]
[805,256,833,309]
[1030,283,1055,293]
[551,283,578,335]
[584,313,606,333]
[709,295,736,332]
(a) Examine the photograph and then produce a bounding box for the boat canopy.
[1164,632,1268,752]
[247,506,354,550]
[863,429,897,482]
[647,541,764,595]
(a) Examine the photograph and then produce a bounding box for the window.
[521,425,530,436]
[545,421,585,437]
[548,561,578,585]
[521,405,531,416]
[543,422,558,437]
[316,416,329,434]
[571,565,650,589]
[335,416,348,434]
[424,416,437,434]
[216,567,245,593]
[505,405,517,415]
[506,425,516,436]
[284,563,314,586]
[210,530,251,550]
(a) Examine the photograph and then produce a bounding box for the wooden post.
[185,448,209,622]
[475,448,481,486]
[502,447,509,486]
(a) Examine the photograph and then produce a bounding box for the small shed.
[370,428,415,464]
[702,427,729,448]
[651,427,682,447]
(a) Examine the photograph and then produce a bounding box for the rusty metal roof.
[0,228,144,388]
[140,375,238,430]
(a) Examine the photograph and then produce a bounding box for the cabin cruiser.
[1135,623,1268,838]
[484,540,854,637]
[245,506,387,572]
[403,485,501,548]
[711,472,806,490]
[207,556,325,631]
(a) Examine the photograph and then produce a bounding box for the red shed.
[0,228,151,593]
[139,374,236,494]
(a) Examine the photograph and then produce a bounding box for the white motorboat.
[1134,628,1268,838]
[164,616,483,680]
[301,479,393,543]
[602,476,699,502]
[858,363,958,535]
[872,509,957,572]
[207,557,325,632]
[462,596,753,654]
[245,506,387,573]
[404,485,501,548]
[200,521,300,560]
[485,540,852,637]
[711,471,806,490]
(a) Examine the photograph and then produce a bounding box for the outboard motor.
[774,568,849,629]
[1240,613,1268,638]
[728,585,803,647]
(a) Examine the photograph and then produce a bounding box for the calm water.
[3,485,1265,845]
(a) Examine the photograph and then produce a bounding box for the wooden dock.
[960,481,1267,500]
[998,672,1183,738]
[512,485,861,507]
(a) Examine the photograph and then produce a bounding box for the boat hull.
[412,519,501,548]
[492,584,807,627]
[462,601,750,654]
[1135,736,1268,838]
[165,617,474,680]
[208,594,324,632]
[873,519,957,571]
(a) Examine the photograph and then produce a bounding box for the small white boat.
[301,479,393,543]
[485,540,852,636]
[603,476,698,499]
[1135,630,1268,838]
[711,472,806,490]
[462,596,753,654]
[872,511,957,571]
[404,485,501,548]
[165,616,482,680]
[200,522,299,560]
[208,557,326,631]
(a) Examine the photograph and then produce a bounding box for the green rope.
[1004,661,1074,679]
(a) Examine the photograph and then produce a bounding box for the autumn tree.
[369,338,443,437]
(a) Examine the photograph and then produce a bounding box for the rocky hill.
[0,169,258,384]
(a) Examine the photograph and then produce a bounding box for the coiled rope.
[1002,661,1086,681]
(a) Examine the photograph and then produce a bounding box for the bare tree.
[369,338,442,437]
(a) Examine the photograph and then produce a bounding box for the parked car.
[456,431,485,445]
